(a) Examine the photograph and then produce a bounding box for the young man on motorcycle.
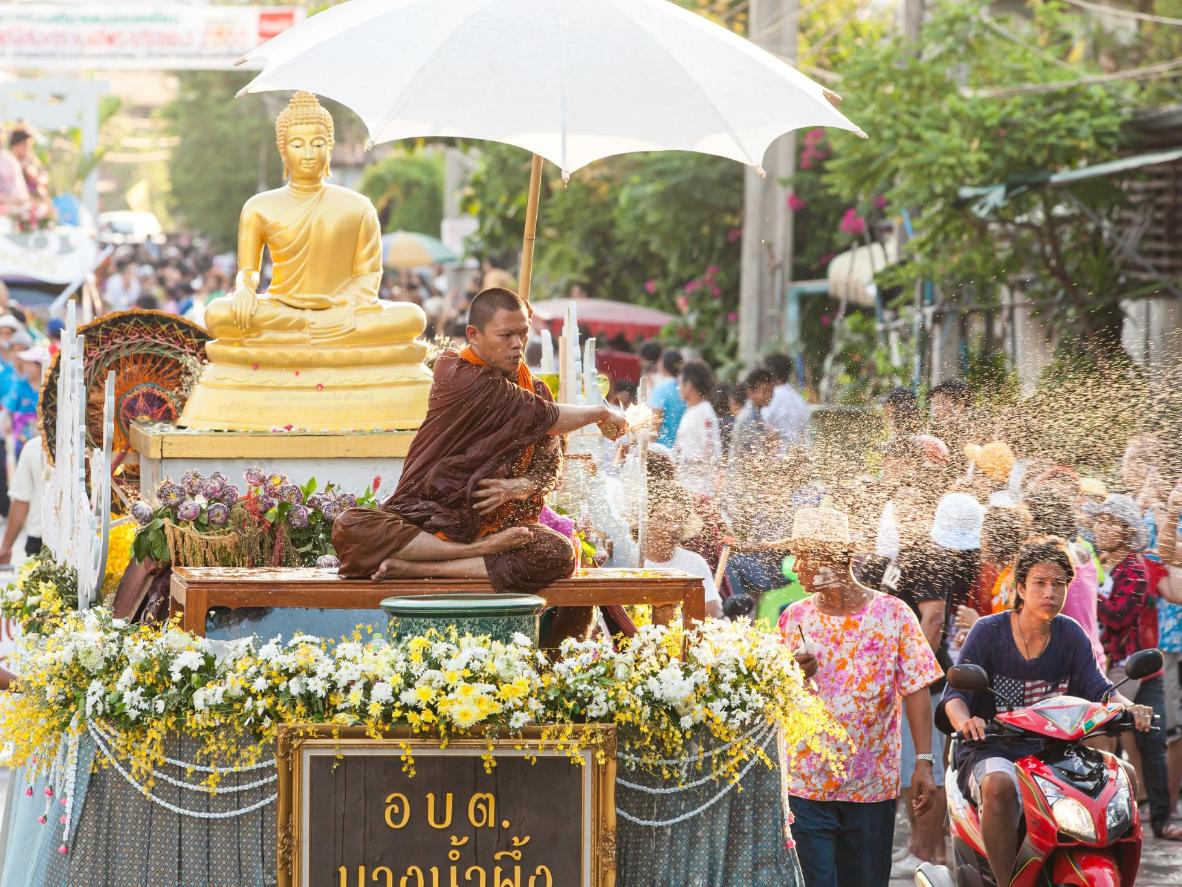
[940,538,1155,887]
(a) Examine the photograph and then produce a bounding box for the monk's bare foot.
[372,557,414,581]
[476,527,533,555]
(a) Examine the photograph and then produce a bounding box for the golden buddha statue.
[179,92,432,432]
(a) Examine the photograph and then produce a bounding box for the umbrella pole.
[519,153,544,301]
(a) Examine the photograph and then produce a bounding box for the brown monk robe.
[333,346,575,592]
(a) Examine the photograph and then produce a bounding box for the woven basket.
[162,520,268,568]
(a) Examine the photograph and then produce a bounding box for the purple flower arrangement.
[131,468,378,568]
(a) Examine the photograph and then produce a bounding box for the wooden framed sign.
[277,725,616,887]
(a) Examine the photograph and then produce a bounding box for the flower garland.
[1,552,77,635]
[1,610,846,798]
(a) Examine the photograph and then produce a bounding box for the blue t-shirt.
[940,613,1112,793]
[0,360,14,402]
[3,376,38,415]
[650,378,686,449]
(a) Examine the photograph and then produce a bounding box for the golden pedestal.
[178,341,432,432]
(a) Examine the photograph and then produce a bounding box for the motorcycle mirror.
[1123,648,1164,682]
[947,664,990,692]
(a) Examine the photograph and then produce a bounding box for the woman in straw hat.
[777,505,943,887]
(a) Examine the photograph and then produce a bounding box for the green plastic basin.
[381,593,547,646]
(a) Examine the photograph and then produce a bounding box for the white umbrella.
[239,0,865,295]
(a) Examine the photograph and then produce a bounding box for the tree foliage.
[821,0,1139,346]
[357,150,444,234]
[161,72,284,250]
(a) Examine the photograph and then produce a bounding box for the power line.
[1059,0,1182,27]
[964,55,1182,98]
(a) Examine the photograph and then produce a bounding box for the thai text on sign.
[279,727,616,887]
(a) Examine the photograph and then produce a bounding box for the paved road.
[890,812,1182,885]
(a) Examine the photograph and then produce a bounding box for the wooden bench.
[170,567,706,637]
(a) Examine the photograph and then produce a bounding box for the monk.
[333,287,626,597]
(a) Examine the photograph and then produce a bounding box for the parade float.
[0,1,869,884]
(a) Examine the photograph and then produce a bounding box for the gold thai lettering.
[492,850,521,861]
[399,866,424,887]
[427,792,454,829]
[372,866,394,887]
[449,834,470,862]
[463,865,488,886]
[526,867,552,887]
[385,793,411,830]
[510,836,530,849]
[492,866,521,887]
[339,866,367,887]
[468,793,497,829]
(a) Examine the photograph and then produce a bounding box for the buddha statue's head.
[276,91,335,184]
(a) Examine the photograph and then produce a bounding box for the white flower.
[370,681,393,704]
[169,649,205,682]
[306,677,327,698]
[160,630,192,654]
[251,676,269,693]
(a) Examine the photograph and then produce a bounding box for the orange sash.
[457,346,539,536]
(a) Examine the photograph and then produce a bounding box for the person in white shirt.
[761,352,810,449]
[0,434,46,563]
[643,486,723,620]
[103,261,142,312]
[673,359,721,498]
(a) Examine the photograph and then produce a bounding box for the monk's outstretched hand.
[473,477,533,515]
[596,406,628,441]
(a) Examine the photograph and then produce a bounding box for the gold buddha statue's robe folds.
[203,184,423,349]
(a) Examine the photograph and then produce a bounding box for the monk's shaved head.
[467,287,528,332]
[466,287,531,376]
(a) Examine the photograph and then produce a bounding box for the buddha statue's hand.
[230,284,259,330]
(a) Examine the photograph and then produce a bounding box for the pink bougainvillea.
[644,279,657,295]
[787,191,807,212]
[840,208,866,238]
[675,294,690,314]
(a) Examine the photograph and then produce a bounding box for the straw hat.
[965,440,1016,484]
[790,505,851,548]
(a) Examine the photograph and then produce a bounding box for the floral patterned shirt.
[779,591,943,803]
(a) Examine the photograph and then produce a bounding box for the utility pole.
[738,0,798,364]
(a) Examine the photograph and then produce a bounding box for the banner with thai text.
[0,4,304,70]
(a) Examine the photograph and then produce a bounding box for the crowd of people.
[612,342,1182,886]
[0,292,53,566]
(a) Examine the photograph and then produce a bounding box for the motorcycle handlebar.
[952,714,1161,744]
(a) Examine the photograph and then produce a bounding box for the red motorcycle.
[916,648,1163,887]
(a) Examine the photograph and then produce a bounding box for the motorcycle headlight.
[1105,764,1132,840]
[1051,798,1098,843]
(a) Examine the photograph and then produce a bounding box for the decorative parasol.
[237,0,865,299]
[381,230,458,269]
[40,309,210,507]
[530,298,674,341]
